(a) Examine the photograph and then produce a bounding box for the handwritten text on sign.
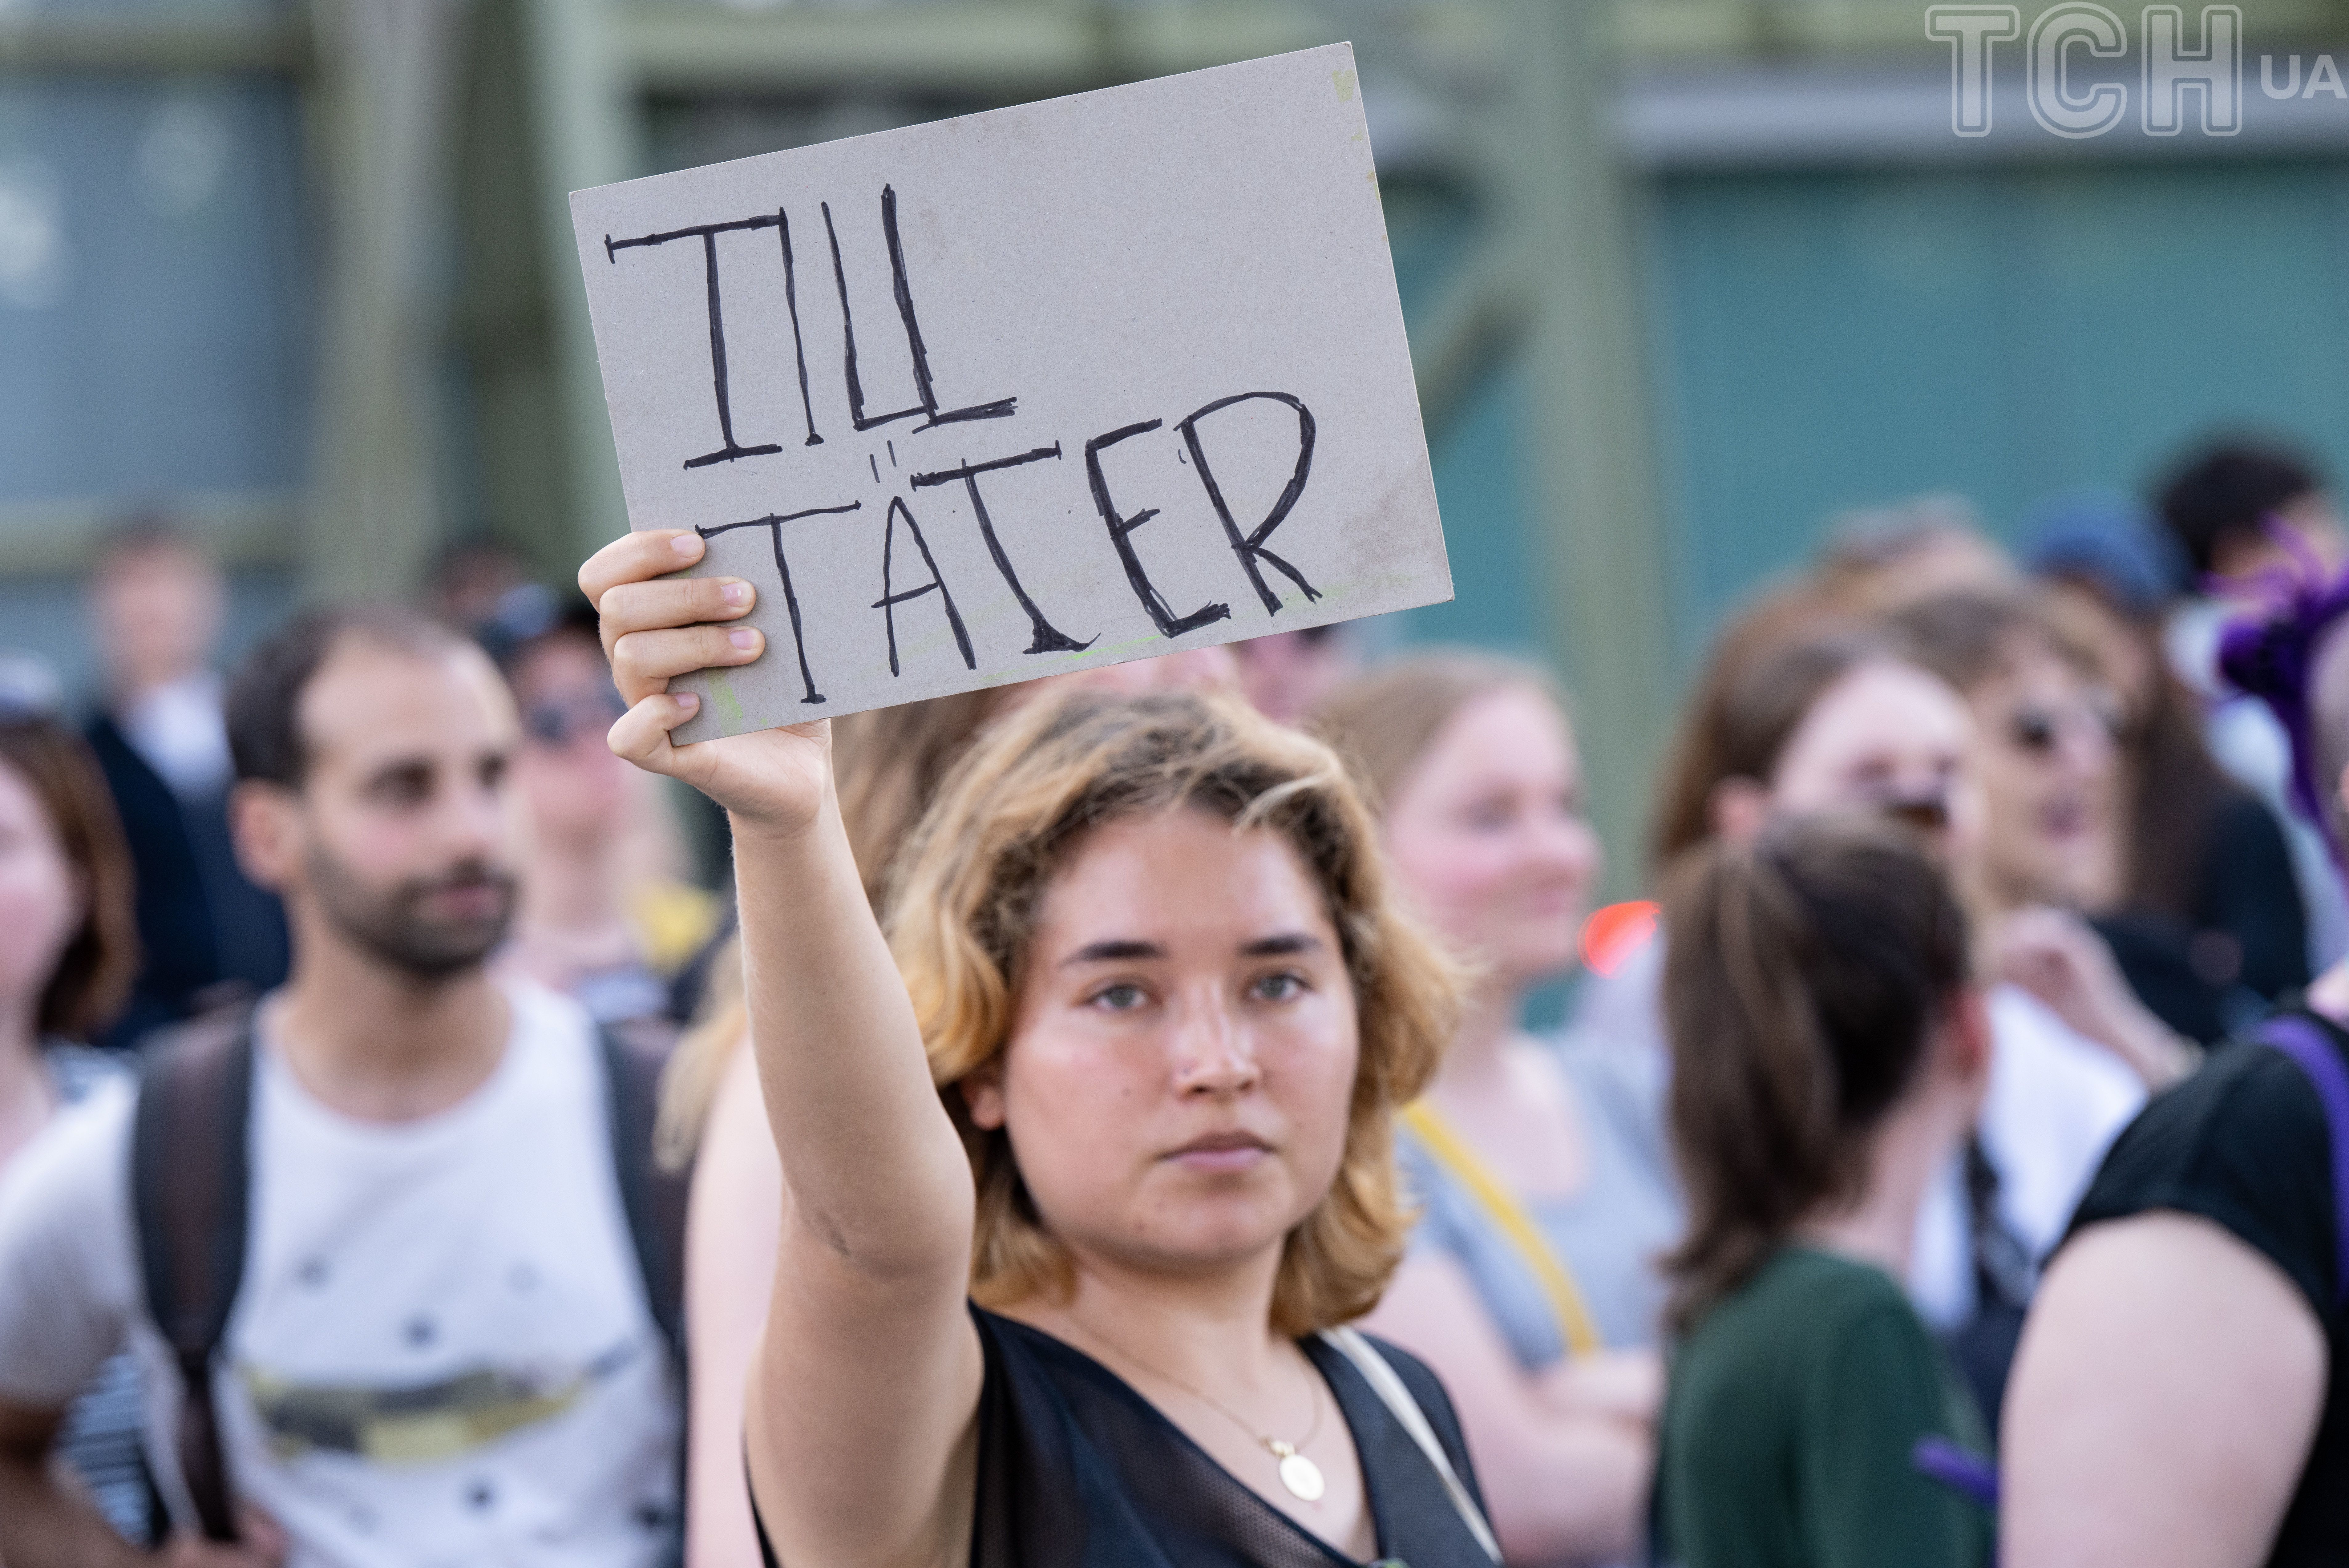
[572,43,1450,736]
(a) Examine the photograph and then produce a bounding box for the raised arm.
[585,532,984,1568]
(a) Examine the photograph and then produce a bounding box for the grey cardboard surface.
[571,42,1451,737]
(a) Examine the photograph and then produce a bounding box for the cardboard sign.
[571,42,1450,738]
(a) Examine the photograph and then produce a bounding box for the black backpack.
[129,1012,690,1543]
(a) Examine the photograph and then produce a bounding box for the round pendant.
[1277,1449,1327,1502]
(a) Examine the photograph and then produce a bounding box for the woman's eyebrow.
[1060,939,1166,967]
[1240,933,1323,958]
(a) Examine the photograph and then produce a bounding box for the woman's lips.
[2038,797,2093,839]
[1166,1132,1272,1173]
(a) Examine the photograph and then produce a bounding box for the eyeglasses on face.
[522,690,626,746]
[2002,697,2125,758]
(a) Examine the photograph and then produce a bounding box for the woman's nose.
[1168,1000,1259,1094]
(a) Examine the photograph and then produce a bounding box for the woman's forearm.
[732,793,976,1278]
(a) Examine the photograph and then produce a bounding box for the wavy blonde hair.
[654,693,1005,1167]
[887,688,1459,1336]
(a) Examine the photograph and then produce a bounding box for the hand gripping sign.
[572,43,1452,737]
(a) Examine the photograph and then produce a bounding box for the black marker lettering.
[776,208,822,447]
[881,185,1015,430]
[608,217,788,471]
[1083,420,1231,639]
[824,201,925,433]
[695,500,863,704]
[606,217,789,469]
[1175,392,1320,615]
[872,497,975,675]
[911,445,1094,655]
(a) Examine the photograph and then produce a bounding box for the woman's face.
[0,758,80,1024]
[968,808,1360,1280]
[1382,685,1599,989]
[1766,660,1983,864]
[1967,636,2120,910]
[510,634,632,844]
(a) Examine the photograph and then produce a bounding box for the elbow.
[784,1155,977,1288]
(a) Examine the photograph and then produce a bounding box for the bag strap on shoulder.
[1399,1099,1604,1359]
[1317,1325,1502,1564]
[131,1013,693,1546]
[596,1021,691,1368]
[130,1016,256,1544]
[2254,1013,2349,1310]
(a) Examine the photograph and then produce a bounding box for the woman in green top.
[1652,818,1995,1568]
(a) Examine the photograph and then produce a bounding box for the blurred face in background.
[1000,644,1243,710]
[1733,658,1983,867]
[1965,632,2120,911]
[242,640,523,981]
[2042,582,2157,721]
[1232,628,1357,723]
[509,631,631,851]
[2210,490,2349,583]
[0,755,78,1023]
[1381,683,1600,991]
[88,539,224,701]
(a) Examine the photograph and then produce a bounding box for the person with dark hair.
[2002,557,2349,1568]
[81,521,286,1046]
[2155,441,2331,584]
[1889,586,2197,1081]
[1584,606,2152,1427]
[2157,437,2349,975]
[1654,816,1993,1568]
[1574,609,1976,1058]
[0,605,685,1566]
[0,702,152,1544]
[2024,493,2307,1039]
[499,599,719,1024]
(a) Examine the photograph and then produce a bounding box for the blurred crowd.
[0,429,2343,1567]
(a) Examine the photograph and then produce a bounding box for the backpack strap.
[597,1022,691,1371]
[1317,1326,1502,1564]
[127,1014,691,1548]
[599,1022,691,1563]
[2254,1013,2349,1310]
[130,1018,255,1544]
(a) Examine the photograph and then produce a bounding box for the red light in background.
[1580,900,1660,978]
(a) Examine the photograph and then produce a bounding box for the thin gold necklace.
[1069,1324,1330,1502]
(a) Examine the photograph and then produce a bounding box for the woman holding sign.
[585,529,1501,1566]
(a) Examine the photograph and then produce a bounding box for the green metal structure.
[9,0,2349,889]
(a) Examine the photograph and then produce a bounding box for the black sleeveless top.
[755,1305,1492,1567]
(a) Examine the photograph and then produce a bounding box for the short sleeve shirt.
[0,983,681,1568]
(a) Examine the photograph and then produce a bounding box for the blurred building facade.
[8,0,2349,888]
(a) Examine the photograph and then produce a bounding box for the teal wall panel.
[1648,159,2349,666]
[1411,359,1542,657]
